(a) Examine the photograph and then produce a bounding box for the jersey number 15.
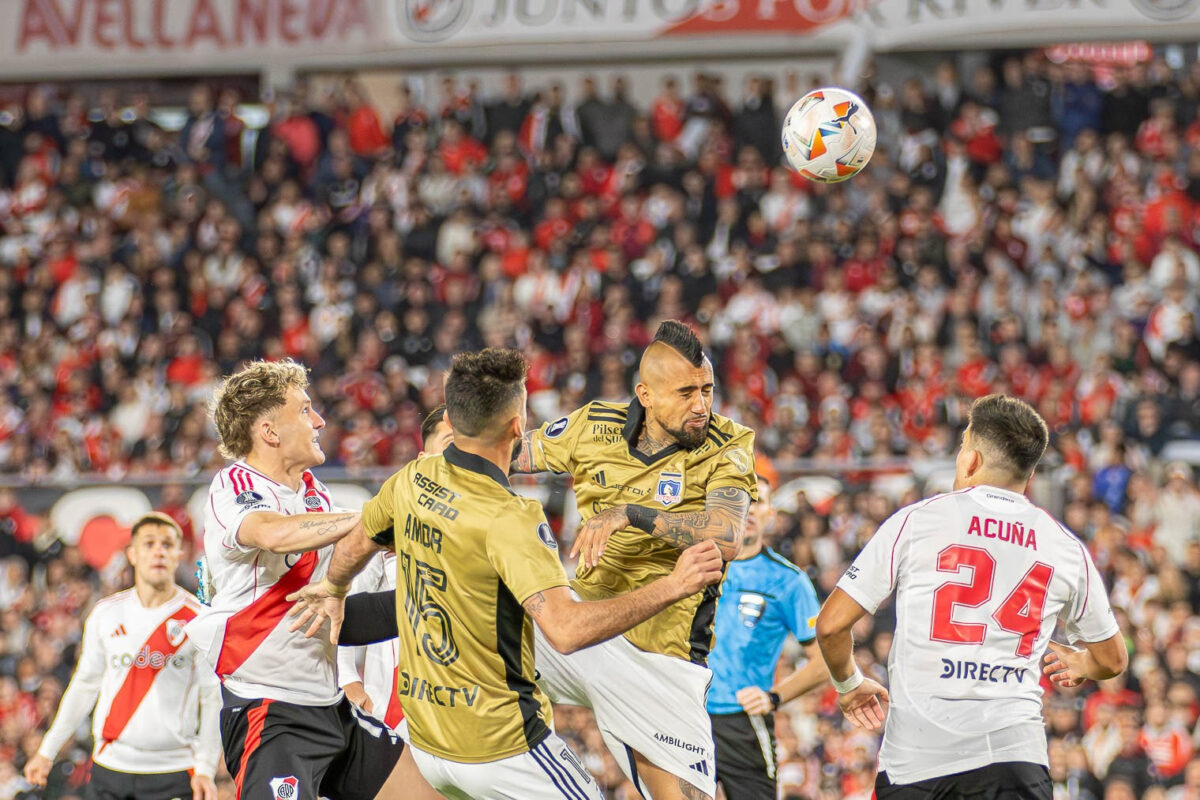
[400,552,460,666]
[930,544,1054,658]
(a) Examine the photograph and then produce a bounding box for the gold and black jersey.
[361,444,568,763]
[528,399,758,663]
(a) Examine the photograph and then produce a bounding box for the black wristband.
[768,691,781,710]
[626,504,658,534]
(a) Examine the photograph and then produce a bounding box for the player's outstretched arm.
[816,588,890,731]
[571,487,751,568]
[1042,636,1128,687]
[287,520,382,643]
[526,541,725,654]
[238,510,361,554]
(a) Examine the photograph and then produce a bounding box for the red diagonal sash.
[216,551,318,678]
[100,604,198,745]
[384,655,405,729]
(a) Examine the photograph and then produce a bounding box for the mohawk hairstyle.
[653,320,704,367]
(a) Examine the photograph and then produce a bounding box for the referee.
[707,473,828,800]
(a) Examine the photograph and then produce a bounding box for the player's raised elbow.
[525,589,586,654]
[549,632,585,655]
[539,621,585,654]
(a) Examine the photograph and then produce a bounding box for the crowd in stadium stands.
[3,49,1200,799]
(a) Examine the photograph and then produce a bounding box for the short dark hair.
[967,394,1049,479]
[653,320,703,367]
[445,350,527,438]
[132,511,183,543]
[421,404,448,444]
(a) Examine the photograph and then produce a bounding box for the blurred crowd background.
[2,47,1200,800]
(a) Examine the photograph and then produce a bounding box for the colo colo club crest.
[655,472,683,507]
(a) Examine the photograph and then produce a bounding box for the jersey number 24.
[930,544,1054,658]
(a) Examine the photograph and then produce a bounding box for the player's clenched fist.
[23,754,51,787]
[668,541,725,596]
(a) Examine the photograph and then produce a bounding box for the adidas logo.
[110,625,127,638]
[688,760,709,776]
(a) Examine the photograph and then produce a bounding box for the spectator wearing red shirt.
[534,196,574,252]
[342,81,390,158]
[271,93,321,176]
[842,235,886,293]
[165,335,206,386]
[1140,702,1194,780]
[650,75,686,144]
[0,488,39,549]
[437,118,487,175]
[1084,675,1143,732]
[217,88,245,169]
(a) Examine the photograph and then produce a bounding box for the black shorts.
[86,763,192,800]
[876,761,1053,800]
[219,689,404,800]
[711,712,777,800]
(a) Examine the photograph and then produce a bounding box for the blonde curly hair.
[211,359,309,459]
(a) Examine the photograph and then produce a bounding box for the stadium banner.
[4,0,1200,76]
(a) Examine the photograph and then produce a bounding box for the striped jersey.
[337,551,406,729]
[187,461,340,706]
[38,587,221,775]
[836,485,1120,784]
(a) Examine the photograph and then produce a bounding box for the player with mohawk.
[514,320,759,800]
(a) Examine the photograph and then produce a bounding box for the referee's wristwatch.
[768,691,781,711]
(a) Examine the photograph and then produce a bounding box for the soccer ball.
[781,88,877,184]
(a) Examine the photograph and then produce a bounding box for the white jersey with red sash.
[38,588,221,774]
[336,551,405,731]
[188,462,341,706]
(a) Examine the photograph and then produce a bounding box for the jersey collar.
[975,484,1032,506]
[443,443,515,494]
[622,398,683,465]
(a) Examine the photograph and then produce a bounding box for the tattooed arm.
[510,430,545,474]
[238,511,362,554]
[628,486,751,557]
[524,541,725,653]
[570,487,751,568]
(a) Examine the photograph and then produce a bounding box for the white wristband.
[832,666,865,694]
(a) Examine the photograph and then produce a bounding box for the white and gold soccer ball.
[781,87,877,183]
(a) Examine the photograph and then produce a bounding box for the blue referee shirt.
[706,548,820,715]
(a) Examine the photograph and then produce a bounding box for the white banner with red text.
[4,0,1200,76]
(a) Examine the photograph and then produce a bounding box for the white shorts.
[394,716,410,743]
[409,733,603,800]
[534,625,716,798]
